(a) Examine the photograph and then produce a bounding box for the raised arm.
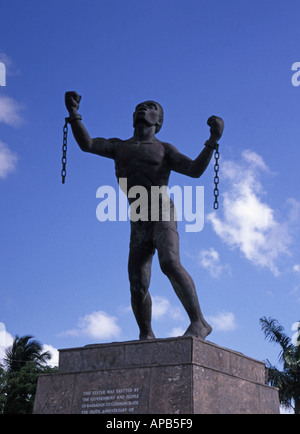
[166,116,224,178]
[65,91,116,159]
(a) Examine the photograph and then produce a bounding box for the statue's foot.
[183,320,212,340]
[139,331,156,341]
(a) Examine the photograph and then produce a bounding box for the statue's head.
[133,100,164,133]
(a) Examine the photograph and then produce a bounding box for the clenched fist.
[65,91,81,114]
[207,115,224,146]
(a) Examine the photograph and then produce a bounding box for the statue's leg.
[128,246,155,340]
[156,227,212,340]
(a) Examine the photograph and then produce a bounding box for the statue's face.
[133,101,163,132]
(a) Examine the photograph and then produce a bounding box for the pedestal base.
[33,337,279,414]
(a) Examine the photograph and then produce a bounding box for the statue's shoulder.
[107,137,124,152]
[114,137,137,146]
[161,141,179,154]
[108,137,123,144]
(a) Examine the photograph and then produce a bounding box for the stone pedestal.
[33,337,279,414]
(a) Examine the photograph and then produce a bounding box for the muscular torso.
[113,138,172,191]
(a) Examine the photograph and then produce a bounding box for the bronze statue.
[65,92,224,340]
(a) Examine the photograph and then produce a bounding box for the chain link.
[213,145,220,210]
[61,118,68,184]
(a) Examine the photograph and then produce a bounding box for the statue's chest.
[116,141,165,168]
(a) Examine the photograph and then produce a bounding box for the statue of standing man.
[65,92,224,340]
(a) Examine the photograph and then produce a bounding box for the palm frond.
[4,335,51,372]
[260,317,291,360]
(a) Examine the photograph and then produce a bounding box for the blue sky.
[1,0,300,378]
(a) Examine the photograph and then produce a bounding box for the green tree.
[260,317,300,414]
[1,335,57,414]
[3,335,51,372]
[0,364,6,413]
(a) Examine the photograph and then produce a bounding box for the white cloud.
[168,326,186,337]
[0,95,24,127]
[151,296,186,337]
[198,247,230,277]
[0,52,12,66]
[0,140,18,178]
[293,264,300,273]
[0,62,22,180]
[207,311,237,332]
[0,52,20,76]
[120,295,183,321]
[43,344,59,367]
[152,295,183,321]
[0,322,14,365]
[152,296,170,319]
[0,55,22,180]
[63,310,121,340]
[207,150,297,276]
[242,149,269,172]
